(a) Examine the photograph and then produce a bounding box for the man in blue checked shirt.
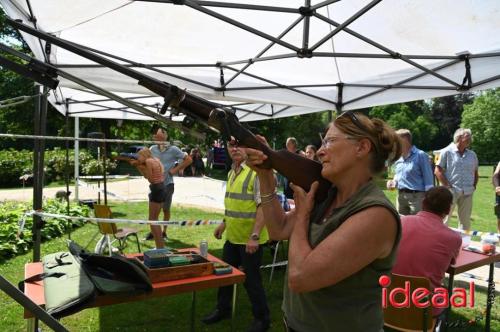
[387,129,434,215]
[435,128,478,231]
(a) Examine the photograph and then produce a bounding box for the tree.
[248,111,330,150]
[461,89,500,162]
[0,8,65,150]
[428,93,475,149]
[369,102,438,151]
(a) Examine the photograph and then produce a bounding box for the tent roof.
[2,0,500,122]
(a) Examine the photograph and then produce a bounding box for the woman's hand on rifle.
[244,135,270,172]
[290,182,317,219]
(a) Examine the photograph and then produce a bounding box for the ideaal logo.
[379,275,475,309]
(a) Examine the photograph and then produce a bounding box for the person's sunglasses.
[334,111,379,154]
[336,111,368,132]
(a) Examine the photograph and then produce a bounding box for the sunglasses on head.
[334,111,380,154]
[336,111,368,132]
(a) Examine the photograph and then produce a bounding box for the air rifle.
[9,18,330,202]
[0,51,59,89]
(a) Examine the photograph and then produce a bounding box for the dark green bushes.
[0,199,90,261]
[0,148,116,188]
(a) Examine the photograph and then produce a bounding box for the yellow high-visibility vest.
[224,165,268,244]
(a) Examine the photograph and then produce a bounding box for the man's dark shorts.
[149,183,166,203]
[163,183,175,211]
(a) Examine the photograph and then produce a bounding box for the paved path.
[0,176,225,212]
[1,177,499,294]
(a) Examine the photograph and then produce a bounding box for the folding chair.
[268,240,288,283]
[383,273,437,332]
[263,192,291,283]
[93,204,141,255]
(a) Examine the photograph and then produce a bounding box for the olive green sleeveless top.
[283,181,401,332]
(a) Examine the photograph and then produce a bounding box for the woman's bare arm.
[256,170,296,240]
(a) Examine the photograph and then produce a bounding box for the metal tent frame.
[1,2,499,329]
[2,0,499,121]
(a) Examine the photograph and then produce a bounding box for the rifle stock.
[9,18,330,203]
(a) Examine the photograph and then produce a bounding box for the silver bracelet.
[260,194,277,205]
[260,190,277,199]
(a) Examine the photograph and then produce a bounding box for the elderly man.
[202,138,270,332]
[387,129,434,215]
[146,128,191,240]
[392,186,462,317]
[435,128,478,231]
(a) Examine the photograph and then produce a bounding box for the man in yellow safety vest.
[202,138,270,332]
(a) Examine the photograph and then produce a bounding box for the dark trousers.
[217,241,270,321]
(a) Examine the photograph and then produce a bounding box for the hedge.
[0,148,116,188]
[0,199,90,261]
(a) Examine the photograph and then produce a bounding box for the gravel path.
[0,176,225,212]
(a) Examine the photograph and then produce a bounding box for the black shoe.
[246,319,270,332]
[162,231,168,240]
[201,309,231,325]
[143,232,154,241]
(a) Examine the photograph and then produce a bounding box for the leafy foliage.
[0,199,90,261]
[248,111,330,150]
[370,102,438,151]
[0,10,67,151]
[0,148,116,187]
[80,157,117,176]
[461,89,500,162]
[428,93,475,148]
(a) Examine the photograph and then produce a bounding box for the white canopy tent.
[1,0,500,122]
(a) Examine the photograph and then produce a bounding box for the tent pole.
[0,275,68,332]
[74,116,79,201]
[32,85,48,262]
[102,134,108,206]
[337,83,343,114]
[64,101,72,239]
[302,0,311,51]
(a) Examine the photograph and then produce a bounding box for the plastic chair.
[93,204,141,255]
[383,273,437,332]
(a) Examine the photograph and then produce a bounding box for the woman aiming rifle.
[244,112,402,331]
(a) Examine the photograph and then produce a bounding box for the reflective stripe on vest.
[224,165,267,244]
[225,168,256,218]
[224,210,257,219]
[225,192,254,200]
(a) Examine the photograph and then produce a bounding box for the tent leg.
[32,85,48,262]
[74,116,79,201]
[65,103,71,239]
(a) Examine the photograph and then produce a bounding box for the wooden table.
[444,247,500,332]
[23,249,245,332]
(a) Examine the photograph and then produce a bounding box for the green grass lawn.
[384,165,499,234]
[0,204,288,332]
[0,165,499,331]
